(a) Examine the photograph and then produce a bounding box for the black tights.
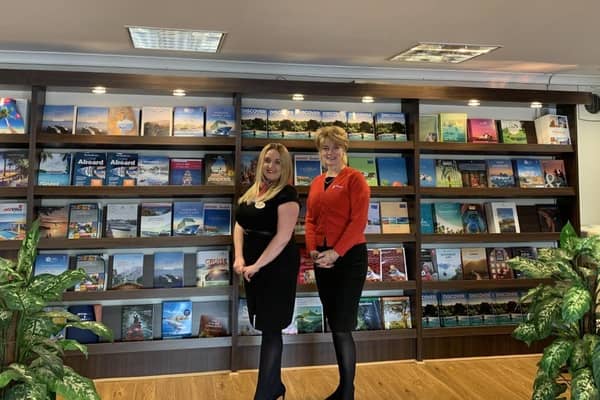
[327,331,356,400]
[254,330,284,400]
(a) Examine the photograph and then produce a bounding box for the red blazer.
[305,167,370,256]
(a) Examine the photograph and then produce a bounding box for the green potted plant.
[0,220,112,399]
[508,222,600,400]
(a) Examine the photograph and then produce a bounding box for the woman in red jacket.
[305,126,370,400]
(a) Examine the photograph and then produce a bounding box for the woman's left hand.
[316,249,340,268]
[242,264,261,281]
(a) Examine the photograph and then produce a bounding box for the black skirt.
[314,243,368,332]
[243,232,300,332]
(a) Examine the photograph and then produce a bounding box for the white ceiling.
[3,0,600,86]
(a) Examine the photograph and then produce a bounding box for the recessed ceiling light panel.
[389,42,501,64]
[361,96,374,103]
[127,26,226,53]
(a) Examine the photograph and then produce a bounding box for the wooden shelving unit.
[0,68,588,378]
[34,185,235,198]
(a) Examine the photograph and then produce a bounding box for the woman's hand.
[233,257,246,275]
[243,264,261,281]
[315,249,340,268]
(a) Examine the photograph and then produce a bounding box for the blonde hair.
[238,143,293,204]
[314,126,349,165]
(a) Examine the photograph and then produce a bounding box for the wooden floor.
[93,355,540,400]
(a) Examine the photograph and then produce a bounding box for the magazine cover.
[161,300,193,338]
[137,155,169,186]
[34,254,69,276]
[75,106,108,135]
[140,203,172,237]
[67,203,100,239]
[196,249,230,287]
[38,206,68,238]
[173,202,203,236]
[74,254,106,291]
[41,105,75,134]
[105,204,138,239]
[173,106,205,136]
[204,154,234,185]
[107,152,138,186]
[356,297,382,331]
[121,305,153,341]
[202,203,232,235]
[0,203,26,240]
[107,106,140,136]
[170,158,204,185]
[241,107,268,138]
[382,296,412,329]
[0,151,28,187]
[111,253,144,289]
[0,98,26,134]
[37,152,71,186]
[153,251,184,288]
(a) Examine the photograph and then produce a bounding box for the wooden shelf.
[295,233,415,244]
[423,325,517,338]
[0,187,28,198]
[77,337,232,355]
[419,187,576,198]
[34,185,235,198]
[418,142,574,155]
[0,241,21,251]
[37,133,236,150]
[238,328,416,346]
[297,280,416,293]
[37,236,232,250]
[62,286,231,302]
[242,138,414,152]
[421,232,559,243]
[295,186,415,197]
[422,279,550,291]
[0,134,29,147]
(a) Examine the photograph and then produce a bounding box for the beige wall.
[578,105,600,226]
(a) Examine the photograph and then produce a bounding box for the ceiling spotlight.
[530,101,543,108]
[362,96,374,103]
[173,89,186,97]
[292,93,304,101]
[91,86,106,94]
[468,99,480,106]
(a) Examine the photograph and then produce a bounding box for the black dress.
[235,184,300,332]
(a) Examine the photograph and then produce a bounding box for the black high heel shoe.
[325,387,339,400]
[274,383,286,400]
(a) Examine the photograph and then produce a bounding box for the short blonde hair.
[314,126,349,152]
[238,143,293,204]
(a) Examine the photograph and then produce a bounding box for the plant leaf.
[571,339,589,372]
[15,219,40,280]
[591,342,600,390]
[5,382,49,400]
[513,322,540,346]
[534,298,563,339]
[562,285,592,323]
[540,339,573,378]
[572,367,600,400]
[507,257,561,279]
[560,221,578,252]
[29,270,87,303]
[58,339,88,356]
[532,368,567,400]
[0,369,22,389]
[55,366,100,400]
[65,321,114,341]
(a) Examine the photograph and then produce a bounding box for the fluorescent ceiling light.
[361,96,374,103]
[389,42,501,64]
[172,89,186,97]
[127,26,226,53]
[92,86,106,94]
[292,93,304,101]
[468,99,480,106]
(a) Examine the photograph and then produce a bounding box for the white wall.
[577,105,600,226]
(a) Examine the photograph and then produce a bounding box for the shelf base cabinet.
[64,347,231,379]
[423,336,548,360]
[236,338,417,371]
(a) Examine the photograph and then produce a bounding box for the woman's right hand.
[233,257,246,275]
[309,251,319,262]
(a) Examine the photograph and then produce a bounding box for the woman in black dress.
[234,143,300,400]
